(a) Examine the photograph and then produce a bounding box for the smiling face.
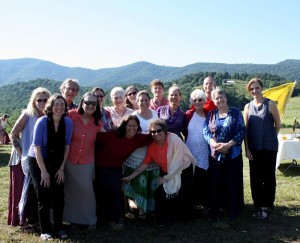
[137,93,150,111]
[35,93,49,113]
[149,124,166,144]
[151,85,164,98]
[249,82,263,98]
[62,82,79,104]
[94,90,105,107]
[203,77,216,94]
[52,98,66,117]
[192,96,205,111]
[168,87,181,108]
[213,93,227,109]
[126,88,137,104]
[125,119,139,138]
[82,94,98,115]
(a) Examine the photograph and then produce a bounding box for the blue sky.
[1,0,299,69]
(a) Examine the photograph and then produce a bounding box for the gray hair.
[110,87,125,101]
[190,89,206,103]
[211,87,226,100]
[60,78,80,93]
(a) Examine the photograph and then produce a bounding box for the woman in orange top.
[123,118,196,226]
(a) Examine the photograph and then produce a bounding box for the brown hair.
[247,78,263,92]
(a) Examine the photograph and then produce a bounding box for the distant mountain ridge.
[0,58,299,88]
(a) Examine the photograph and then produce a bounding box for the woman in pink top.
[64,92,104,230]
[123,118,196,226]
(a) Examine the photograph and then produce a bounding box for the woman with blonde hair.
[8,87,51,230]
[244,78,280,219]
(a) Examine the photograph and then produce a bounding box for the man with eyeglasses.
[60,78,80,110]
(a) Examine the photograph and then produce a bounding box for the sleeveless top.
[247,98,278,152]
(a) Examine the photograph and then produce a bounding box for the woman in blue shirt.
[28,94,73,241]
[204,87,245,220]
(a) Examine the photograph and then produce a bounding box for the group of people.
[7,76,280,240]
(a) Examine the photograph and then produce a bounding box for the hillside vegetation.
[1,58,300,89]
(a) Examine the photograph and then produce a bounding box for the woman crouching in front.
[122,118,196,226]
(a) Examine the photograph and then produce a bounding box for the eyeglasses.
[36,99,48,103]
[127,91,137,96]
[83,101,97,106]
[150,129,163,135]
[193,98,203,103]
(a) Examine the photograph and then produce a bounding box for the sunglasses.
[83,101,98,106]
[150,128,163,135]
[193,98,203,103]
[36,99,48,103]
[127,91,137,96]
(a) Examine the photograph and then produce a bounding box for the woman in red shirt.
[95,115,152,229]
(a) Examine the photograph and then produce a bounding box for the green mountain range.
[0,58,299,89]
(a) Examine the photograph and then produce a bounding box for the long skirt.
[63,161,97,225]
[7,163,24,226]
[123,147,159,212]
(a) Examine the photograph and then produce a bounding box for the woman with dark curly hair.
[95,115,152,229]
[28,94,73,240]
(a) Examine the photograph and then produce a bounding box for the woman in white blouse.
[185,89,209,214]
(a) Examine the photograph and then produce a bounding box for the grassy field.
[0,97,299,242]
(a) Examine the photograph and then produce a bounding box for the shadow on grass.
[278,161,300,177]
[0,145,11,167]
[54,204,299,243]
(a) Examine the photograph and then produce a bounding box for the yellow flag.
[262,81,296,120]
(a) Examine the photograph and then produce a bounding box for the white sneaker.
[40,233,53,241]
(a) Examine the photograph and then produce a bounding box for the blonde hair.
[25,87,52,116]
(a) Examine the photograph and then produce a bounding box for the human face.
[192,96,204,111]
[112,94,125,108]
[126,89,137,104]
[149,124,165,144]
[213,93,227,108]
[35,93,49,113]
[151,85,164,98]
[249,82,263,98]
[125,119,138,138]
[62,82,78,103]
[203,78,215,94]
[82,95,97,115]
[94,90,105,107]
[168,88,181,108]
[52,98,66,117]
[137,94,150,111]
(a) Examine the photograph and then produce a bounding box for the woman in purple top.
[157,84,187,140]
[28,94,73,241]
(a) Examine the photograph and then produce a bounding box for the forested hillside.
[1,71,298,133]
[1,58,300,89]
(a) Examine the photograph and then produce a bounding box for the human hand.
[122,176,131,183]
[40,171,50,188]
[245,148,253,160]
[55,169,64,184]
[157,177,168,186]
[216,143,230,154]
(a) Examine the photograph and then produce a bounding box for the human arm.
[10,113,28,156]
[269,100,281,135]
[55,145,69,184]
[34,145,50,187]
[243,103,253,160]
[122,163,149,183]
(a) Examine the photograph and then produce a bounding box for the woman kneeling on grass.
[122,118,196,226]
[28,94,73,241]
